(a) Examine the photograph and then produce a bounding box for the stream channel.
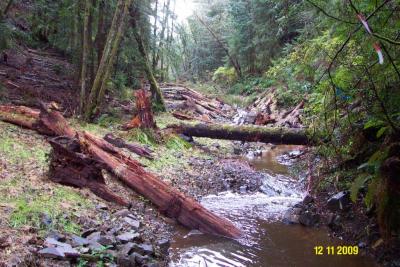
[170,145,378,267]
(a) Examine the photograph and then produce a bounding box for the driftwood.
[169,123,310,145]
[104,133,154,160]
[0,105,241,238]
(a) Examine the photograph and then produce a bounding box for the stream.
[170,145,378,267]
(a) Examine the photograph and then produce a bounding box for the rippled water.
[170,145,378,267]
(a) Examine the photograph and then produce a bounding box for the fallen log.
[49,136,129,206]
[0,105,241,238]
[169,123,310,145]
[104,133,154,160]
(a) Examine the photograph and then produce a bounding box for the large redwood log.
[0,105,242,238]
[169,123,310,145]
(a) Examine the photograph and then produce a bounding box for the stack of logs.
[161,83,234,123]
[249,89,304,128]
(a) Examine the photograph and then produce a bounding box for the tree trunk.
[95,0,106,66]
[103,133,154,160]
[169,123,310,145]
[85,0,132,121]
[153,0,170,72]
[151,0,158,71]
[0,105,242,238]
[2,0,13,17]
[80,0,90,112]
[124,89,157,129]
[131,15,166,111]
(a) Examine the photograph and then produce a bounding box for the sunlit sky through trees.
[175,0,194,22]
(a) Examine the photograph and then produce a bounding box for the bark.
[131,14,166,110]
[151,0,158,71]
[104,133,154,160]
[80,0,90,112]
[85,0,131,121]
[169,123,310,145]
[0,105,242,238]
[124,89,157,129]
[95,0,106,66]
[2,0,13,16]
[49,136,129,206]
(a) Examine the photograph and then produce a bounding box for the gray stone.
[96,203,108,210]
[327,191,351,211]
[131,252,148,265]
[88,241,104,251]
[133,243,154,256]
[71,235,90,247]
[82,228,97,238]
[233,147,242,155]
[38,247,65,259]
[86,231,101,243]
[239,185,247,194]
[58,246,80,258]
[114,209,131,218]
[302,194,314,205]
[283,210,300,224]
[98,235,116,247]
[299,211,320,227]
[245,111,257,124]
[123,217,140,229]
[156,239,170,254]
[116,255,136,267]
[117,232,140,243]
[119,242,135,256]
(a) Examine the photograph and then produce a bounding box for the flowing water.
[170,145,378,267]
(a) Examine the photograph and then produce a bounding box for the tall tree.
[84,0,133,121]
[80,0,91,113]
[130,9,166,111]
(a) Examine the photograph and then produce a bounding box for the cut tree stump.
[168,123,310,145]
[0,104,242,238]
[124,89,156,129]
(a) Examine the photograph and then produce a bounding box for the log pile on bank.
[161,83,234,122]
[0,104,242,239]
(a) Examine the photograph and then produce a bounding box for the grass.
[0,122,93,235]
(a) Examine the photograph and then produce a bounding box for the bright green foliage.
[212,67,237,85]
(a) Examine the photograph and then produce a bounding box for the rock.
[38,246,80,259]
[239,185,247,194]
[40,213,52,227]
[98,235,116,247]
[116,255,136,267]
[245,111,257,124]
[47,232,67,242]
[123,217,140,229]
[283,210,300,224]
[327,191,351,211]
[132,243,154,256]
[96,203,108,210]
[211,142,221,149]
[299,211,320,227]
[117,232,140,243]
[156,239,170,255]
[82,228,98,238]
[302,194,314,205]
[114,209,131,218]
[119,242,135,256]
[233,147,242,155]
[131,252,149,265]
[86,231,101,243]
[108,226,123,236]
[88,241,103,251]
[179,134,194,143]
[71,235,90,247]
[38,247,65,259]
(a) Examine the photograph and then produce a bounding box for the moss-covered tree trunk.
[130,15,166,111]
[169,123,310,145]
[84,0,132,121]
